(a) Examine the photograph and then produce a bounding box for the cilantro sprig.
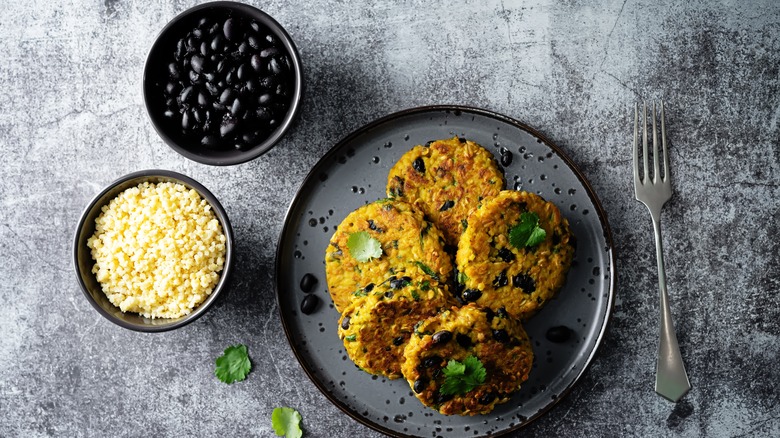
[440,355,487,395]
[347,231,382,262]
[509,212,546,249]
[272,407,303,438]
[215,344,252,384]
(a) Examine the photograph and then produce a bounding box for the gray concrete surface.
[1,0,779,436]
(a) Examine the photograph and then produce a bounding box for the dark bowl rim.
[142,1,304,166]
[273,104,617,437]
[73,169,235,332]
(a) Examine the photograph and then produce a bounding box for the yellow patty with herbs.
[338,274,454,379]
[325,198,453,312]
[455,190,575,320]
[401,303,533,416]
[386,137,504,247]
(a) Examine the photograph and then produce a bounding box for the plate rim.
[274,104,617,437]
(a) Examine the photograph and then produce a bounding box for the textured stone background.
[1,0,778,436]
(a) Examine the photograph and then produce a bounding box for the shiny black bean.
[192,28,203,39]
[220,118,238,137]
[265,34,277,45]
[247,35,261,49]
[250,21,261,33]
[168,62,180,79]
[190,55,205,74]
[210,34,224,52]
[175,39,186,62]
[383,291,394,299]
[237,41,250,53]
[413,378,428,394]
[340,316,350,330]
[268,57,283,75]
[197,92,210,107]
[439,200,455,211]
[205,82,220,96]
[164,109,175,118]
[181,111,193,130]
[188,70,203,84]
[260,47,280,58]
[250,54,264,72]
[412,157,425,173]
[546,326,572,343]
[165,81,181,96]
[462,289,482,302]
[458,137,467,143]
[219,88,236,105]
[497,248,515,262]
[197,17,212,29]
[179,86,194,104]
[300,273,317,293]
[483,307,495,322]
[192,108,205,123]
[200,41,210,57]
[300,294,318,315]
[478,392,496,405]
[492,270,508,288]
[223,17,242,41]
[422,356,442,369]
[230,98,243,116]
[492,329,510,343]
[432,330,452,345]
[512,273,536,293]
[236,63,249,81]
[392,336,405,346]
[364,283,374,293]
[433,392,453,405]
[500,147,513,166]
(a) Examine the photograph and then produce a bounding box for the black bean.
[432,330,452,345]
[422,356,442,368]
[496,307,509,318]
[197,17,212,29]
[197,91,210,107]
[433,392,453,405]
[243,79,257,94]
[192,108,205,124]
[492,270,508,288]
[497,248,515,262]
[300,273,317,293]
[210,34,224,52]
[413,378,428,394]
[250,54,264,72]
[458,137,467,143]
[181,111,193,131]
[269,118,278,128]
[192,28,203,39]
[478,392,496,405]
[199,41,210,57]
[268,57,283,75]
[384,291,394,299]
[247,34,261,49]
[492,329,510,343]
[216,58,227,74]
[223,17,242,41]
[260,47,280,58]
[236,63,249,81]
[500,148,513,166]
[201,135,219,148]
[546,326,572,343]
[341,316,350,330]
[186,36,199,52]
[190,55,205,73]
[439,200,455,211]
[230,98,243,116]
[392,336,405,346]
[265,34,277,45]
[168,62,180,79]
[462,289,482,302]
[364,283,374,293]
[165,81,181,96]
[512,273,536,293]
[412,157,425,173]
[483,307,495,322]
[219,88,236,105]
[189,70,203,85]
[175,39,186,61]
[225,69,236,85]
[205,82,220,96]
[300,294,318,315]
[456,334,472,348]
[220,118,238,137]
[179,86,194,104]
[250,21,261,33]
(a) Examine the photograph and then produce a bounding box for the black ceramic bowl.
[143,2,303,165]
[73,170,235,332]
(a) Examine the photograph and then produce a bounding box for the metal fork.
[633,101,691,402]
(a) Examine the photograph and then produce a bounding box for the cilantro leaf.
[509,212,547,249]
[457,271,469,285]
[272,407,303,438]
[347,231,382,262]
[414,261,439,281]
[215,344,251,384]
[440,355,487,395]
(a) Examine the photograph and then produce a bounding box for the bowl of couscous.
[73,169,234,332]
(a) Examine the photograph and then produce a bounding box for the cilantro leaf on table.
[440,355,487,395]
[347,231,382,262]
[214,344,251,384]
[509,212,547,249]
[272,407,303,438]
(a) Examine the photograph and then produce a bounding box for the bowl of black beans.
[144,2,303,165]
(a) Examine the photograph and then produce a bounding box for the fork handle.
[651,215,691,402]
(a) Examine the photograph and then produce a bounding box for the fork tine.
[642,102,649,183]
[661,100,670,183]
[652,101,660,183]
[633,103,640,185]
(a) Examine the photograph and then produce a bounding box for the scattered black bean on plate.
[300,273,317,293]
[159,14,294,151]
[300,294,319,315]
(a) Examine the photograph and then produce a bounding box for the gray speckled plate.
[274,106,615,437]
